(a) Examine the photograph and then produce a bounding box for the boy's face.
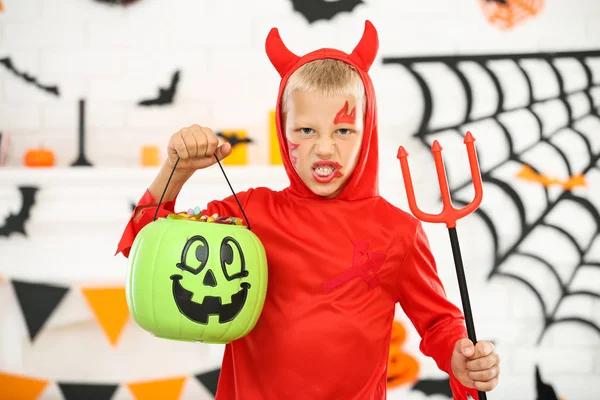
[284,90,364,198]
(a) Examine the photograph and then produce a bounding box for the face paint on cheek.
[333,100,356,125]
[287,138,300,166]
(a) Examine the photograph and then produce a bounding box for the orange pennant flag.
[127,376,187,400]
[81,287,129,347]
[0,371,49,400]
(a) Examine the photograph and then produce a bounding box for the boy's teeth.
[316,167,333,176]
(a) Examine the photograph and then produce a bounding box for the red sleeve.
[395,222,478,400]
[115,189,179,258]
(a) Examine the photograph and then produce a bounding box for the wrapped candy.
[166,209,244,226]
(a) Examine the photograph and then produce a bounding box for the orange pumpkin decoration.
[387,320,420,388]
[390,318,407,344]
[388,348,420,387]
[24,148,55,167]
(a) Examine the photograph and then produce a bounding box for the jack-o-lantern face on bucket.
[126,217,268,344]
[171,235,251,324]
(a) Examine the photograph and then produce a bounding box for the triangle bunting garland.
[0,371,50,400]
[0,274,224,400]
[0,370,226,400]
[195,368,221,396]
[81,287,129,347]
[126,376,188,400]
[11,280,69,341]
[58,382,119,400]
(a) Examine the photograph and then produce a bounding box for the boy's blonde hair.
[282,59,366,114]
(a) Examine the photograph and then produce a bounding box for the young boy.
[116,20,500,400]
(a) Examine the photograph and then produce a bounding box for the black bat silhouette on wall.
[138,70,180,106]
[0,57,59,96]
[217,132,254,149]
[410,378,452,397]
[289,0,364,23]
[0,186,39,237]
[536,365,560,400]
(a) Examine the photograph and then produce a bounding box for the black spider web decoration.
[383,50,600,344]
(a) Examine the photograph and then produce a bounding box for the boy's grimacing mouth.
[312,160,343,184]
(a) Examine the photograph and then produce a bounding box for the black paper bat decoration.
[0,186,39,237]
[289,0,364,23]
[0,57,59,96]
[410,377,452,398]
[138,70,180,106]
[217,132,254,149]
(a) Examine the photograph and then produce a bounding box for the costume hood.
[265,20,380,201]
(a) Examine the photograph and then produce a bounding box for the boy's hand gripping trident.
[397,131,487,400]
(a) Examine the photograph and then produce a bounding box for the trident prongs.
[397,131,483,229]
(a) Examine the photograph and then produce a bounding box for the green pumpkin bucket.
[125,156,268,344]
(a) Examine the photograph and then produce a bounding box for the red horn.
[265,27,300,78]
[349,20,379,72]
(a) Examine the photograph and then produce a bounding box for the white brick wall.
[1,0,600,399]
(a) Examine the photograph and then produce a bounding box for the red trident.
[397,131,487,400]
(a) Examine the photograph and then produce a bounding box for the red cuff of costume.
[115,189,177,258]
[449,372,479,400]
[420,320,477,400]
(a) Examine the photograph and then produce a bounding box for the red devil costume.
[117,20,478,400]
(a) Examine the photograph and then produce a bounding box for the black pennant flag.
[58,382,119,400]
[195,368,220,396]
[12,280,69,341]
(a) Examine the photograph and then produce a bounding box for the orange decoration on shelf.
[269,110,283,165]
[387,320,420,388]
[141,145,160,167]
[479,0,544,30]
[23,147,55,167]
